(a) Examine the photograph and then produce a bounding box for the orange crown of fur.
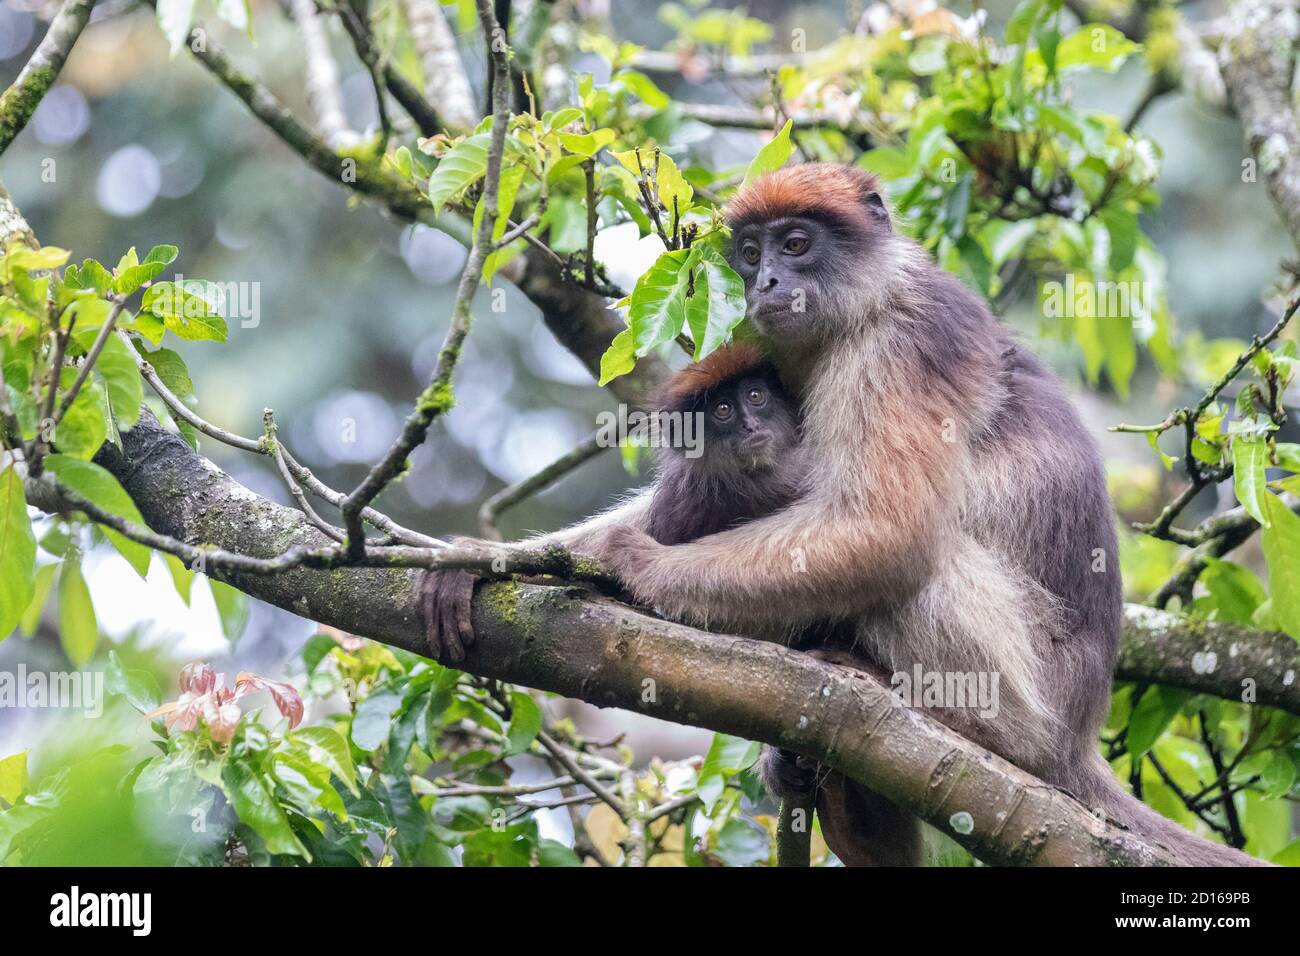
[655,342,772,412]
[725,163,883,233]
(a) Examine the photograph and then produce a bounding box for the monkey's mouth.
[748,301,800,335]
[740,434,775,468]
[749,301,791,320]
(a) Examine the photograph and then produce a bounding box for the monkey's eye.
[713,401,734,422]
[740,240,761,265]
[746,387,767,406]
[783,233,809,256]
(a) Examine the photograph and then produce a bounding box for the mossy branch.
[0,0,97,156]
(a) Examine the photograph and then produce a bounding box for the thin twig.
[54,296,126,424]
[478,432,607,539]
[262,409,345,542]
[122,329,445,548]
[0,0,97,155]
[287,0,358,149]
[339,0,512,557]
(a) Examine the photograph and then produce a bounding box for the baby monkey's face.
[700,374,799,473]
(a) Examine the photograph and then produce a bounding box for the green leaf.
[352,683,404,752]
[1005,0,1043,45]
[1195,557,1266,625]
[537,839,583,866]
[1260,493,1300,640]
[44,455,152,578]
[1232,436,1271,528]
[72,328,143,428]
[120,310,165,345]
[1035,21,1062,77]
[741,119,794,190]
[0,751,26,805]
[19,561,57,637]
[6,245,71,271]
[1099,206,1138,272]
[697,733,761,813]
[210,579,249,641]
[144,244,179,266]
[56,382,108,460]
[684,244,747,361]
[598,328,637,386]
[66,258,112,295]
[113,262,167,296]
[612,148,693,228]
[473,164,528,282]
[272,751,346,821]
[557,128,616,158]
[955,234,993,299]
[1125,686,1188,759]
[427,132,492,214]
[164,552,193,605]
[0,466,36,640]
[289,726,359,795]
[545,107,584,129]
[140,345,194,399]
[504,691,543,755]
[615,69,670,110]
[57,557,98,667]
[627,248,694,354]
[105,649,161,713]
[714,817,770,867]
[1056,24,1140,73]
[220,760,309,858]
[142,281,228,342]
[1258,750,1297,798]
[1098,308,1136,400]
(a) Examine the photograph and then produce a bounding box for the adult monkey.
[424,164,1259,866]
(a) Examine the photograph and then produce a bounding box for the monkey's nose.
[758,273,778,292]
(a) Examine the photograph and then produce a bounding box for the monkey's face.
[730,216,858,343]
[700,375,799,473]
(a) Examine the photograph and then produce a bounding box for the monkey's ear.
[864,191,891,229]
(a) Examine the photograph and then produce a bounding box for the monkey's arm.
[520,488,654,553]
[421,490,654,661]
[598,489,946,633]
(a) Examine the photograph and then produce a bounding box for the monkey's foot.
[419,568,478,663]
[759,746,820,802]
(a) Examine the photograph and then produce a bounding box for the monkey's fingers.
[760,746,820,802]
[419,569,478,663]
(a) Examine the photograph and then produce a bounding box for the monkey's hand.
[594,524,664,598]
[759,746,820,802]
[420,538,484,663]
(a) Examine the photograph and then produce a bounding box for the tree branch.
[0,0,96,156]
[287,0,359,149]
[400,0,478,134]
[73,410,1281,866]
[147,0,431,222]
[1219,0,1300,253]
[1118,605,1300,716]
[337,0,511,555]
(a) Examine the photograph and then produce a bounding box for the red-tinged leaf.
[235,672,304,729]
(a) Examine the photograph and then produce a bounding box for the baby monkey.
[650,343,873,852]
[645,342,803,546]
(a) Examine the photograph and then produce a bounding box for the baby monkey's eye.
[714,401,734,421]
[784,233,809,255]
[740,240,761,265]
[746,387,767,406]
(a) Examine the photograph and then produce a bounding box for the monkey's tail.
[1081,757,1270,867]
